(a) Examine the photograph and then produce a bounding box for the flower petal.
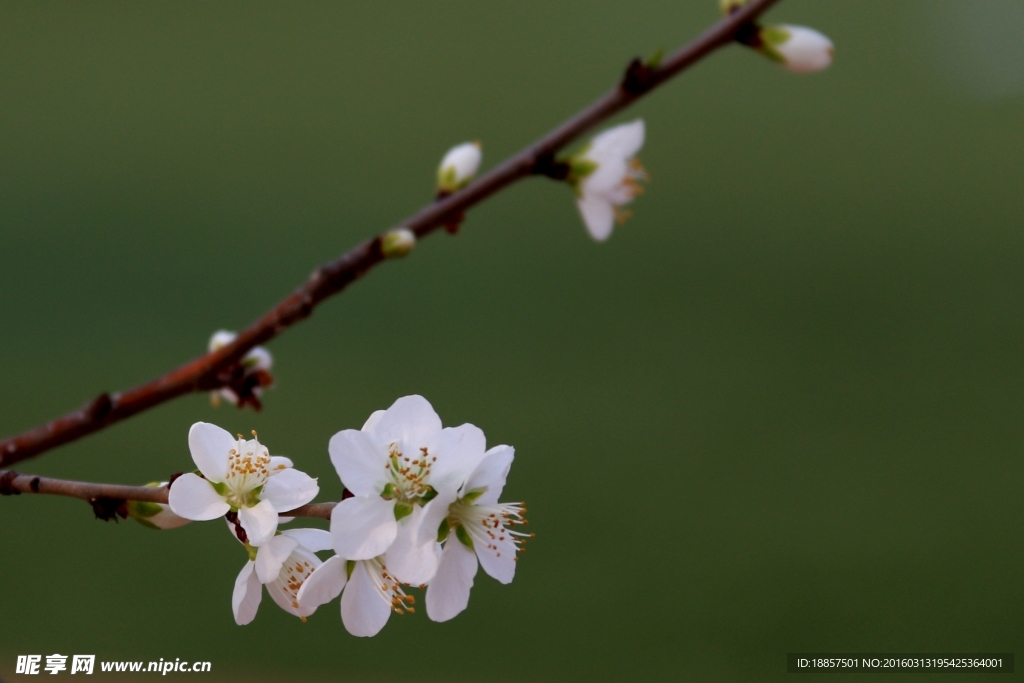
[425,539,478,622]
[232,561,262,625]
[268,456,293,474]
[475,532,518,584]
[261,467,319,512]
[463,445,515,505]
[416,494,457,547]
[296,555,347,611]
[328,429,389,498]
[589,119,645,161]
[167,473,230,521]
[330,495,398,560]
[362,409,387,432]
[282,528,333,553]
[255,534,299,583]
[341,561,392,637]
[576,196,615,242]
[428,423,488,496]
[187,422,234,483]
[370,395,442,448]
[385,508,441,585]
[239,499,279,547]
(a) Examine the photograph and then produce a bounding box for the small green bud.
[381,228,416,259]
[719,0,749,14]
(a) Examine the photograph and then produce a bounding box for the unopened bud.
[719,0,749,14]
[436,142,482,194]
[759,24,834,73]
[128,483,190,530]
[382,228,416,258]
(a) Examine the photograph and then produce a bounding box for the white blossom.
[168,423,318,546]
[327,395,487,585]
[208,330,274,408]
[425,445,531,622]
[759,25,834,73]
[437,142,482,194]
[232,528,334,625]
[571,119,647,242]
[297,554,417,637]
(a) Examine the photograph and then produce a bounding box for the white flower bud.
[128,483,190,530]
[760,24,834,73]
[381,228,416,258]
[208,330,236,352]
[437,142,482,193]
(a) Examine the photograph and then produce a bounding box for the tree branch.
[0,469,335,520]
[0,0,781,468]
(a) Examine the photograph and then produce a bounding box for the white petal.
[282,528,333,553]
[463,445,515,505]
[362,409,387,432]
[208,330,236,352]
[232,561,263,625]
[239,499,279,547]
[260,468,319,512]
[576,195,616,241]
[438,142,482,186]
[588,119,645,161]
[328,429,389,497]
[255,534,299,583]
[428,423,488,495]
[330,496,398,560]
[475,534,518,584]
[187,422,235,482]
[776,25,834,73]
[385,508,441,585]
[370,395,442,448]
[416,494,457,547]
[296,555,348,610]
[167,473,230,521]
[425,539,478,622]
[268,456,293,474]
[341,561,392,637]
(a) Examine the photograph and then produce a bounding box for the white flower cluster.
[166,395,530,636]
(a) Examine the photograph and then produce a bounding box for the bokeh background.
[1,1,1023,681]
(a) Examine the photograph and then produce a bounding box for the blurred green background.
[1,1,1023,681]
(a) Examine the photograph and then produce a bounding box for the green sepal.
[461,488,486,504]
[246,544,258,562]
[437,517,451,543]
[128,501,164,519]
[211,481,229,496]
[644,48,664,70]
[346,560,356,580]
[394,501,414,521]
[419,485,438,504]
[381,483,397,500]
[132,517,162,531]
[455,524,474,550]
[756,25,790,64]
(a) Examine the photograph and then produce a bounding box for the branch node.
[85,393,114,423]
[30,476,40,493]
[0,470,20,496]
[533,154,572,181]
[621,57,658,95]
[90,496,128,522]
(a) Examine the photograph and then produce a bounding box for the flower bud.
[719,0,749,14]
[436,142,482,194]
[758,24,834,73]
[381,228,416,258]
[128,483,190,530]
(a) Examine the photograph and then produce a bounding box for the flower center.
[276,550,316,612]
[447,500,533,559]
[364,559,415,615]
[224,436,271,507]
[382,443,437,505]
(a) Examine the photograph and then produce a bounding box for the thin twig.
[0,469,336,519]
[0,0,781,468]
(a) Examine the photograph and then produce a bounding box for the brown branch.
[0,469,336,520]
[0,0,781,468]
